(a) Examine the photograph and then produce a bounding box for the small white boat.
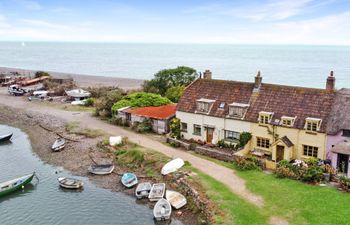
[109,136,122,146]
[153,198,172,221]
[58,177,83,189]
[51,138,65,152]
[148,183,165,202]
[166,190,187,209]
[135,182,152,199]
[161,158,185,175]
[66,89,91,99]
[8,85,26,96]
[121,173,138,188]
[88,164,114,175]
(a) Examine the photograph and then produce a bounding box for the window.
[343,130,350,137]
[259,112,273,125]
[181,123,187,132]
[303,145,318,157]
[224,130,240,141]
[305,118,322,132]
[219,102,225,109]
[193,124,201,136]
[280,116,296,127]
[228,103,249,118]
[257,137,270,148]
[196,98,215,113]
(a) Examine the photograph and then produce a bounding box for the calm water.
[0,125,182,225]
[0,42,350,88]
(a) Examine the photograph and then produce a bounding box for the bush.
[238,132,252,148]
[94,89,124,117]
[35,71,50,78]
[339,175,350,190]
[301,166,324,183]
[165,85,185,103]
[43,79,76,96]
[170,118,181,139]
[84,98,94,107]
[217,140,236,150]
[131,119,153,133]
[234,156,261,171]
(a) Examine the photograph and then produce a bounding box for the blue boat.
[121,173,138,188]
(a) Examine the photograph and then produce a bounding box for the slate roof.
[177,78,336,133]
[281,136,294,147]
[126,104,176,120]
[326,88,350,134]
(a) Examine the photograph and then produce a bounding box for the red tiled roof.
[126,104,176,120]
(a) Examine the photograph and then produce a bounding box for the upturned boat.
[0,172,35,197]
[166,190,187,209]
[135,182,152,199]
[0,133,13,142]
[58,177,83,189]
[121,173,138,188]
[88,164,114,175]
[148,183,165,202]
[153,198,172,221]
[161,158,184,175]
[51,138,65,152]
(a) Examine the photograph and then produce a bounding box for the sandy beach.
[0,66,144,90]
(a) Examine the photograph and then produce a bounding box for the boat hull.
[121,173,138,188]
[0,173,34,197]
[88,165,114,175]
[0,133,13,142]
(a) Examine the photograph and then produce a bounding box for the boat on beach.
[51,138,65,152]
[121,173,138,188]
[148,183,166,202]
[8,84,26,96]
[153,198,172,221]
[161,158,185,175]
[88,164,114,175]
[135,182,152,199]
[0,172,35,197]
[58,177,83,189]
[166,190,187,209]
[0,133,13,142]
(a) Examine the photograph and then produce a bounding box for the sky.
[0,0,350,44]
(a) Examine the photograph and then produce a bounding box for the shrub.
[339,175,350,190]
[238,132,252,148]
[94,88,124,117]
[131,119,153,133]
[169,118,181,139]
[35,71,50,78]
[305,157,319,167]
[189,143,197,151]
[301,166,324,183]
[84,98,94,107]
[217,140,236,150]
[165,85,185,103]
[275,166,298,179]
[234,156,261,171]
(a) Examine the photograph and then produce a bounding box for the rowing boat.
[135,182,152,199]
[161,158,184,175]
[0,133,13,142]
[51,138,65,152]
[166,190,187,209]
[0,172,35,197]
[121,173,138,188]
[153,198,172,221]
[88,164,114,175]
[58,177,83,189]
[148,183,165,202]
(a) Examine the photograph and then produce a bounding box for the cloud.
[13,0,42,10]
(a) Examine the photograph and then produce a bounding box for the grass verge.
[65,121,104,138]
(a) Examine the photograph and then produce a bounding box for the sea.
[0,42,349,88]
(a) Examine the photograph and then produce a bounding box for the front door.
[206,128,214,143]
[337,154,349,174]
[276,145,285,162]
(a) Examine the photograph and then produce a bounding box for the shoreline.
[0,105,206,225]
[0,66,144,90]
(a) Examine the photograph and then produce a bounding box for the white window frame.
[228,102,249,118]
[280,116,296,127]
[196,98,215,114]
[258,112,274,124]
[304,117,322,132]
[224,130,240,141]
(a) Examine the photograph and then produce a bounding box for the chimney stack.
[326,71,335,91]
[203,69,212,80]
[254,71,262,88]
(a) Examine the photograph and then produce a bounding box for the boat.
[51,138,65,152]
[0,172,35,197]
[166,190,187,209]
[88,164,115,175]
[135,182,152,199]
[0,133,13,142]
[65,89,91,100]
[121,173,138,188]
[58,177,83,189]
[148,183,166,202]
[153,198,172,221]
[161,158,185,175]
[8,84,26,96]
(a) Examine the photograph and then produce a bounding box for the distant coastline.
[0,66,144,90]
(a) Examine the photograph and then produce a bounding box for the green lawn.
[191,153,350,225]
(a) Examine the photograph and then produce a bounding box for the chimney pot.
[254,71,262,88]
[203,69,212,80]
[326,71,335,91]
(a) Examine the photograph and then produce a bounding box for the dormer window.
[280,116,296,127]
[218,102,225,110]
[228,103,249,118]
[305,117,322,132]
[259,112,273,124]
[196,98,215,114]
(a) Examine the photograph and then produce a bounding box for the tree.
[35,71,50,78]
[165,85,185,103]
[94,89,124,116]
[143,66,197,96]
[111,92,172,115]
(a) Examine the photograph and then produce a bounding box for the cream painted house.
[177,70,337,168]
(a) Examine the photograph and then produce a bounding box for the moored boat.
[88,164,114,175]
[153,198,172,221]
[0,172,35,197]
[166,190,187,209]
[161,158,184,175]
[58,177,83,189]
[121,173,138,188]
[0,133,13,142]
[135,182,152,199]
[148,183,166,202]
[51,138,65,152]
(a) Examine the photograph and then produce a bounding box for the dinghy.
[8,84,26,96]
[148,183,166,202]
[161,158,185,175]
[0,133,13,142]
[153,198,172,221]
[51,138,65,152]
[58,177,83,189]
[166,190,187,209]
[88,164,114,175]
[0,172,35,197]
[121,173,138,188]
[135,182,152,199]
